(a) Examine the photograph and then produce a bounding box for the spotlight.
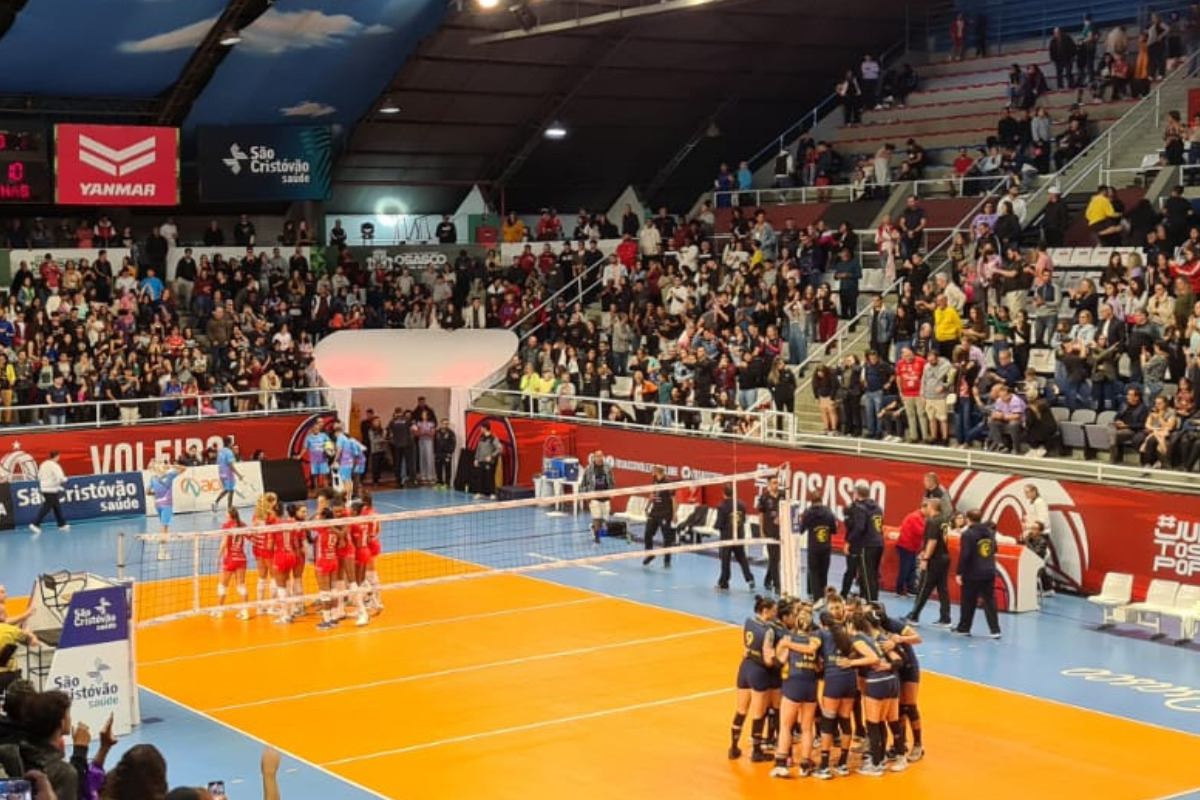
[379,96,401,114]
[509,1,537,31]
[544,121,567,140]
[476,0,502,8]
[218,28,242,46]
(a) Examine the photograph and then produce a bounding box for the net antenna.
[128,467,780,627]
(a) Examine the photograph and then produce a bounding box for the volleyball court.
[123,470,1200,800]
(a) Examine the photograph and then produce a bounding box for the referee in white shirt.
[29,451,69,534]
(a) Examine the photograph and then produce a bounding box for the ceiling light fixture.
[476,0,502,8]
[544,120,567,140]
[379,96,401,114]
[218,28,242,46]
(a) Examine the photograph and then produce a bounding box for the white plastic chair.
[1125,579,1181,638]
[614,496,649,525]
[1086,572,1134,629]
[1161,584,1200,644]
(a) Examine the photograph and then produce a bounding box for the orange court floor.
[130,559,1200,800]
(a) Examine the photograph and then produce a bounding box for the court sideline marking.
[320,687,729,767]
[139,686,393,800]
[139,596,605,667]
[204,625,729,713]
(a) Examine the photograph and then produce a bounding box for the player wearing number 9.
[728,596,777,764]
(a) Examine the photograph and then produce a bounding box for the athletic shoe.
[889,759,908,772]
[798,762,813,777]
[316,620,336,630]
[931,620,952,628]
[236,610,250,621]
[904,615,920,626]
[210,610,223,618]
[813,767,833,780]
[907,745,925,762]
[715,584,730,591]
[750,749,772,763]
[769,766,791,779]
[356,613,369,627]
[273,616,290,624]
[211,502,219,513]
[28,524,40,535]
[60,524,71,532]
[988,631,1002,639]
[833,764,850,777]
[747,580,757,591]
[857,763,885,777]
[727,746,742,760]
[951,628,970,636]
[642,556,654,566]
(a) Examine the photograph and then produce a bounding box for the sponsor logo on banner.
[55,124,179,206]
[1152,514,1200,578]
[0,414,314,479]
[198,125,330,202]
[48,586,136,735]
[144,462,264,516]
[11,472,145,525]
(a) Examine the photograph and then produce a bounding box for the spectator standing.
[954,511,1002,638]
[435,214,457,244]
[899,196,927,259]
[472,424,501,499]
[895,505,924,597]
[433,418,457,490]
[949,13,967,61]
[233,215,256,247]
[861,53,881,109]
[894,347,927,443]
[1048,27,1077,89]
[29,451,69,534]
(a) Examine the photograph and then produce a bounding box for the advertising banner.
[142,462,265,516]
[465,413,1200,597]
[0,413,317,481]
[55,124,179,206]
[46,586,136,736]
[330,244,487,274]
[10,472,145,525]
[198,125,331,203]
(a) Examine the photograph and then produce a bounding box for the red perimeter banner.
[465,412,1200,597]
[0,414,324,482]
[55,124,179,206]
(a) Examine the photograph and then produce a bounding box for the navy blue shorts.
[864,675,901,700]
[769,668,783,690]
[898,663,921,684]
[782,677,818,704]
[736,659,772,692]
[822,672,858,700]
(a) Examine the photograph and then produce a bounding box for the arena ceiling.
[0,0,932,213]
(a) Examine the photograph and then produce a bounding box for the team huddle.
[212,488,384,629]
[732,590,923,779]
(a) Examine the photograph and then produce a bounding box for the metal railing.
[468,389,1200,494]
[0,388,331,431]
[508,261,606,344]
[711,182,862,209]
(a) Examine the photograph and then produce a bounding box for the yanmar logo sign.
[55,124,179,206]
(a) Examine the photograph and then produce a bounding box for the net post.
[779,497,801,599]
[117,533,126,582]
[191,536,201,616]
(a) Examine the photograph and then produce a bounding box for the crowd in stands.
[0,674,281,800]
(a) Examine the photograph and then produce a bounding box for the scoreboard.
[0,122,51,203]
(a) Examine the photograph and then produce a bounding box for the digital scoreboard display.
[0,122,51,203]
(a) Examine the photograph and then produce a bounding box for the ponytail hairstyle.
[226,507,243,526]
[285,502,303,519]
[753,595,778,616]
[820,611,854,656]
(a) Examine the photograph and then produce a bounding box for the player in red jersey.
[337,500,369,627]
[270,501,299,624]
[313,507,341,630]
[356,492,383,614]
[250,493,280,617]
[287,503,311,617]
[214,508,249,619]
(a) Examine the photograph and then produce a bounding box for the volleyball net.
[125,467,803,627]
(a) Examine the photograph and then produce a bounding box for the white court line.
[1151,788,1200,800]
[205,625,728,714]
[321,686,728,767]
[139,686,392,800]
[528,551,617,576]
[139,597,604,668]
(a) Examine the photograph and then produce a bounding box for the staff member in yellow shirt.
[1084,185,1122,246]
[0,612,40,693]
[933,294,963,357]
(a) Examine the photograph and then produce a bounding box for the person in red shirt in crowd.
[1173,249,1200,296]
[517,244,536,275]
[894,346,927,443]
[537,210,563,241]
[39,256,61,292]
[537,244,556,279]
[895,505,926,597]
[951,147,976,194]
[616,233,638,270]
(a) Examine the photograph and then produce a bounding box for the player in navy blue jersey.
[771,600,821,778]
[873,601,925,762]
[728,595,777,762]
[840,609,905,776]
[814,595,856,779]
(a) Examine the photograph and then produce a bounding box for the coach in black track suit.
[955,510,1002,638]
[841,481,884,602]
[642,466,676,568]
[799,490,836,602]
[756,475,784,593]
[905,498,952,626]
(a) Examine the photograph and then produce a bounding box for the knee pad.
[819,716,838,736]
[901,703,920,722]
